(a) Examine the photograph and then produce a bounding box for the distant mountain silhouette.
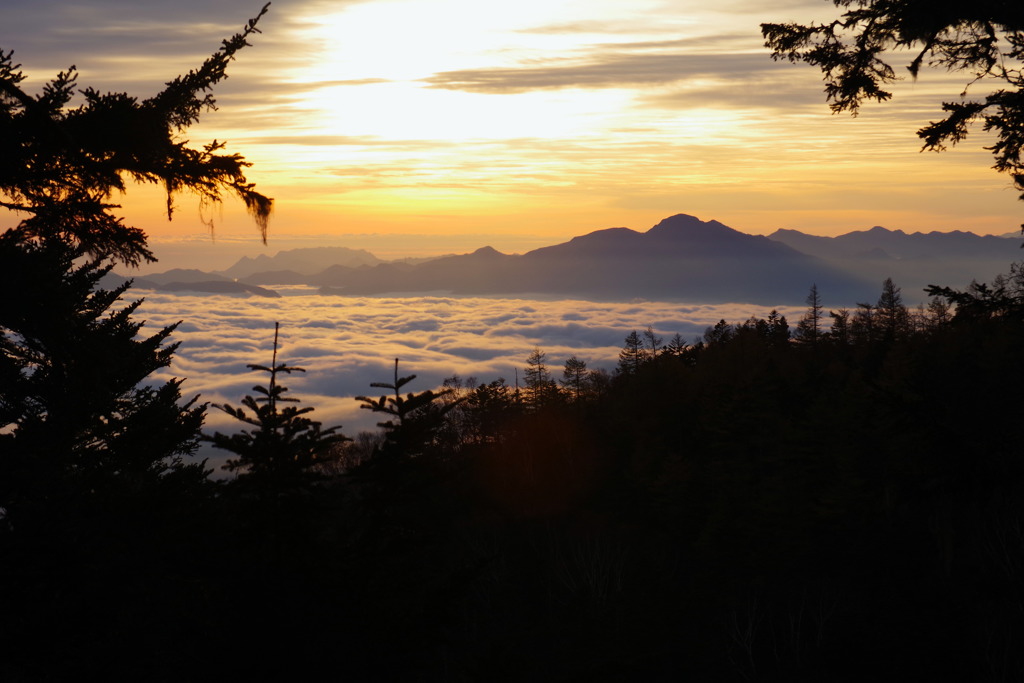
[770,225,1017,260]
[305,214,871,304]
[769,226,1020,295]
[508,214,866,302]
[220,246,384,279]
[110,215,1021,304]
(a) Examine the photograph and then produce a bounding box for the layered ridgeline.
[284,214,867,304]
[769,225,1021,298]
[117,214,1021,305]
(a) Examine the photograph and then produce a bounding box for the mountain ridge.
[116,214,1021,305]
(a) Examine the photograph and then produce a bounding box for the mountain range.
[113,214,1022,305]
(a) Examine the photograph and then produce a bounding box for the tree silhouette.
[795,284,824,345]
[643,325,663,356]
[206,323,347,490]
[877,277,910,339]
[523,347,559,408]
[617,330,647,374]
[666,332,689,357]
[0,3,272,263]
[357,358,460,459]
[560,355,591,403]
[829,308,851,344]
[0,236,208,527]
[762,2,1024,204]
[703,319,735,346]
[1,6,273,522]
[766,309,790,347]
[850,302,877,344]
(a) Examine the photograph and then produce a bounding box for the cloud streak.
[424,51,781,93]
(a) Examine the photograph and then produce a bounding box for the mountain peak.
[646,213,742,240]
[862,225,905,236]
[471,246,505,257]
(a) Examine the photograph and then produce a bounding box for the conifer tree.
[665,333,689,357]
[0,236,208,524]
[465,378,517,444]
[617,330,646,374]
[523,347,559,408]
[850,302,877,344]
[703,320,735,346]
[829,308,851,344]
[926,295,953,327]
[763,1,1024,205]
[643,325,663,356]
[0,5,272,262]
[766,309,790,347]
[357,358,459,458]
[1,6,273,520]
[795,284,824,344]
[560,355,589,402]
[877,277,910,339]
[206,323,347,490]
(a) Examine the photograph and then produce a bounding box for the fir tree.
[357,358,460,459]
[795,284,824,345]
[828,308,851,345]
[766,309,790,347]
[617,330,646,374]
[850,302,877,344]
[523,347,559,408]
[560,355,589,403]
[666,333,689,357]
[0,5,272,262]
[206,323,347,491]
[703,320,735,346]
[1,5,273,518]
[0,236,207,525]
[763,1,1024,205]
[877,277,910,339]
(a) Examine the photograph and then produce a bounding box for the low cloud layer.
[136,289,803,439]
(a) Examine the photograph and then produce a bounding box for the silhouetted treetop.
[357,358,461,459]
[762,1,1024,202]
[207,322,347,488]
[0,3,273,264]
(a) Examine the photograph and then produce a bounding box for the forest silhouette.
[4,4,1024,681]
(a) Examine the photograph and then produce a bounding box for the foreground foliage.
[1,9,274,678]
[0,4,272,263]
[5,270,1024,681]
[763,0,1024,203]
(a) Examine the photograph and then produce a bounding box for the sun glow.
[105,0,1023,246]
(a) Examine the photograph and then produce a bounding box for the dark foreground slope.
[5,275,1024,682]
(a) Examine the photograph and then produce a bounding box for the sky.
[2,0,1023,268]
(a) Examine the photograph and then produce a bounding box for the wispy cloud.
[424,51,778,93]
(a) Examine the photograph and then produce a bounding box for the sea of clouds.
[134,287,802,467]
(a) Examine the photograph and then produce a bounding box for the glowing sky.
[3,0,1022,263]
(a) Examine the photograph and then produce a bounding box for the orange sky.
[3,0,1022,263]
